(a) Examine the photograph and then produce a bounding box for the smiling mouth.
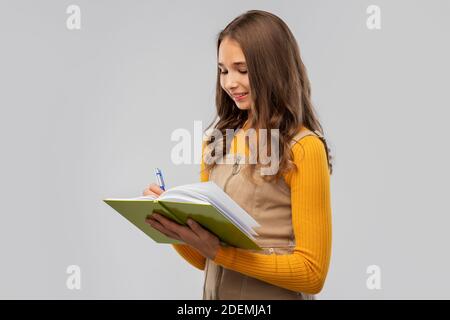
[232,92,248,101]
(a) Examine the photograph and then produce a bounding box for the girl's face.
[218,37,253,112]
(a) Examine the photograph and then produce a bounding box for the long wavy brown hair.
[203,10,333,182]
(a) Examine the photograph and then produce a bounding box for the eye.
[218,69,247,75]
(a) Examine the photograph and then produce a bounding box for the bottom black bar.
[1,300,448,318]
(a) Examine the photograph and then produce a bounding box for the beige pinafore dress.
[202,128,318,300]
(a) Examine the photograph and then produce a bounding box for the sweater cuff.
[213,244,237,268]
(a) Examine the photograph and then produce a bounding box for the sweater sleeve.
[212,136,332,294]
[171,142,209,271]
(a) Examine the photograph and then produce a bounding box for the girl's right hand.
[142,183,164,197]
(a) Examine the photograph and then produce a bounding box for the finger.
[151,213,185,234]
[146,217,181,240]
[187,218,209,239]
[143,189,158,197]
[149,183,164,195]
[151,214,196,241]
[150,213,177,228]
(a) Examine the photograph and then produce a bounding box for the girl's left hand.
[145,213,220,260]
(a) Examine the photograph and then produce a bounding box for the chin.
[235,103,252,111]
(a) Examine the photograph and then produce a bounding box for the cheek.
[220,78,228,93]
[243,76,251,91]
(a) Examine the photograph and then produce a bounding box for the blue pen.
[155,168,166,191]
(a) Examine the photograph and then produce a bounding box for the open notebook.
[103,181,262,250]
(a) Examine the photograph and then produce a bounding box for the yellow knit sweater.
[172,128,332,294]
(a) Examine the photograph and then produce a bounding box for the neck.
[244,111,253,129]
[243,118,251,130]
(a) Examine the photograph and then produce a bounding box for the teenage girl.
[143,10,333,300]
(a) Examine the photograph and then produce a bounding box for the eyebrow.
[218,62,247,67]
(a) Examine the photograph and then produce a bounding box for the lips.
[232,92,248,101]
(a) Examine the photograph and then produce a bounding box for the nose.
[224,73,238,92]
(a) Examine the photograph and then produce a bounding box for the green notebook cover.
[103,198,262,250]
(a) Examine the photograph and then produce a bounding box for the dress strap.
[289,127,320,147]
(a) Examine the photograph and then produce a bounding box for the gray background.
[1,0,449,299]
